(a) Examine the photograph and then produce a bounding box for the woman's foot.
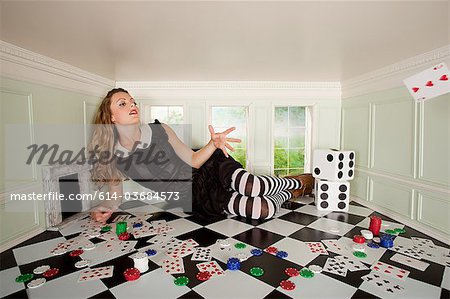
[286,173,314,198]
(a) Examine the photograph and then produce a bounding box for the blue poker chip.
[276,251,288,259]
[227,257,241,271]
[133,222,143,228]
[145,249,157,256]
[367,242,380,249]
[251,249,263,256]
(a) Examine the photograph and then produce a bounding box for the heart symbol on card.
[425,81,434,87]
[412,87,420,93]
[440,74,448,81]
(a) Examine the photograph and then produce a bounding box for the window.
[143,106,184,124]
[211,106,248,168]
[273,106,307,177]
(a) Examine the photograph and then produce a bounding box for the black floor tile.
[3,289,28,299]
[177,290,205,299]
[176,227,228,247]
[231,216,271,226]
[281,201,305,210]
[278,211,319,226]
[185,214,226,226]
[12,231,63,250]
[233,228,284,249]
[88,289,116,299]
[289,227,340,242]
[441,288,450,299]
[263,289,293,299]
[325,212,366,225]
[351,289,381,299]
[400,226,449,249]
[145,212,181,223]
[0,249,17,271]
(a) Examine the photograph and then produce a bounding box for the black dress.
[115,120,243,220]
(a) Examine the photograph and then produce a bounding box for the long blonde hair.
[88,88,128,187]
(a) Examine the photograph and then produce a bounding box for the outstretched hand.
[208,125,241,158]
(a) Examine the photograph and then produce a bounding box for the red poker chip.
[196,271,211,281]
[43,268,59,278]
[280,280,296,291]
[69,249,84,257]
[265,246,278,254]
[285,267,300,277]
[123,268,140,281]
[118,232,130,241]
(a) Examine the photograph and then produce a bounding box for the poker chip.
[227,257,241,271]
[145,249,157,256]
[251,249,263,256]
[33,265,50,275]
[75,260,90,268]
[27,278,46,289]
[216,239,230,247]
[43,268,59,278]
[361,229,373,240]
[174,276,189,286]
[373,237,381,243]
[196,271,211,281]
[300,267,314,278]
[86,230,101,238]
[69,249,84,257]
[250,267,264,277]
[234,242,246,249]
[265,246,278,254]
[133,222,143,228]
[51,248,67,256]
[276,251,288,259]
[15,273,34,283]
[308,265,323,273]
[285,267,300,277]
[367,242,380,249]
[123,268,140,281]
[394,228,406,234]
[101,225,112,233]
[385,229,396,235]
[131,252,148,260]
[280,280,296,291]
[118,232,130,241]
[353,251,367,258]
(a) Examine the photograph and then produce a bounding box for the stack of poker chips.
[131,252,149,273]
[116,221,128,235]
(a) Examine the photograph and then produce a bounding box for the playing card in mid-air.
[403,62,449,101]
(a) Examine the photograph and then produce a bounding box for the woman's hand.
[90,205,115,224]
[208,125,241,158]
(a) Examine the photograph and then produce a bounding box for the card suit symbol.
[376,282,383,287]
[440,75,448,81]
[412,87,420,93]
[426,81,434,87]
[387,288,394,293]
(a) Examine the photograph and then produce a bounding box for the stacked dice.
[312,149,355,212]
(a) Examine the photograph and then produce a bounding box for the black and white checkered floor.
[1,198,449,299]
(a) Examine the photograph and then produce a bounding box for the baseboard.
[0,226,45,253]
[351,196,449,245]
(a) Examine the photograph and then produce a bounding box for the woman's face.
[109,91,140,125]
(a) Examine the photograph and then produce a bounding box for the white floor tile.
[347,205,373,217]
[126,203,164,216]
[110,268,190,299]
[13,237,67,266]
[277,272,357,299]
[27,270,107,299]
[307,218,355,236]
[271,237,319,266]
[167,218,202,237]
[193,269,273,299]
[295,205,331,217]
[442,266,450,289]
[0,267,24,297]
[273,207,292,218]
[206,219,253,237]
[256,219,304,236]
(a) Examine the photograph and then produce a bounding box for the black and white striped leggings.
[225,168,302,220]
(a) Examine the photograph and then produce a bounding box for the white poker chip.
[130,252,148,260]
[87,230,101,238]
[27,278,46,288]
[51,248,67,256]
[82,243,96,251]
[216,239,231,247]
[235,252,251,262]
[75,260,91,268]
[373,237,381,243]
[33,265,50,274]
[360,230,373,240]
[308,265,323,273]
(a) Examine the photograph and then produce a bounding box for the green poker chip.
[353,251,367,258]
[394,228,406,234]
[174,276,189,286]
[100,225,112,233]
[384,229,396,235]
[300,268,314,278]
[235,242,246,249]
[250,267,264,277]
[15,273,34,283]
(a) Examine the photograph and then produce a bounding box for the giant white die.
[315,179,350,212]
[313,149,355,181]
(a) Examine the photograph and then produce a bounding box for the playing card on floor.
[196,261,225,278]
[390,253,430,271]
[162,257,185,274]
[361,272,405,295]
[334,255,368,271]
[371,261,410,280]
[191,247,212,261]
[306,242,328,255]
[78,266,114,282]
[166,246,194,259]
[322,258,348,277]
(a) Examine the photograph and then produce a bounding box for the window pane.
[288,168,304,176]
[289,128,305,148]
[274,126,288,148]
[275,107,288,127]
[289,149,304,168]
[231,149,246,168]
[274,169,288,177]
[151,107,168,122]
[274,149,288,168]
[167,107,183,124]
[289,107,305,127]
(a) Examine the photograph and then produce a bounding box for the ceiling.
[1,1,449,82]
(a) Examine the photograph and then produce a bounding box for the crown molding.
[0,40,114,97]
[342,45,450,99]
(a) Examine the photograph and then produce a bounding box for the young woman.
[89,88,313,223]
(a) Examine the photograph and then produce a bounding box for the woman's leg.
[230,168,302,197]
[225,190,292,219]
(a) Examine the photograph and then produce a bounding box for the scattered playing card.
[78,266,114,282]
[166,246,194,259]
[390,253,429,271]
[321,239,349,255]
[196,261,225,278]
[361,272,405,295]
[334,255,368,272]
[371,261,410,280]
[306,242,329,255]
[162,257,185,274]
[191,247,212,261]
[322,258,348,277]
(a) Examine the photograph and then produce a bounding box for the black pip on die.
[312,149,355,212]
